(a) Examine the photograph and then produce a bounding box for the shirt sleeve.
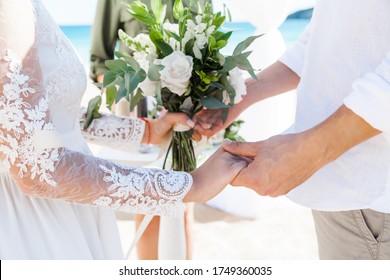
[278,23,313,77]
[1,0,191,218]
[343,50,390,134]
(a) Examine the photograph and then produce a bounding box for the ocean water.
[61,18,310,66]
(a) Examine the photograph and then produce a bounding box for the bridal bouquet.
[86,0,259,172]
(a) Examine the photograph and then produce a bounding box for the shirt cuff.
[278,43,306,77]
[344,52,390,134]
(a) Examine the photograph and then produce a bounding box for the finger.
[165,113,194,129]
[194,123,214,137]
[192,130,202,141]
[222,139,259,157]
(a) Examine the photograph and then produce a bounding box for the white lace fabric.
[79,108,145,153]
[0,0,192,218]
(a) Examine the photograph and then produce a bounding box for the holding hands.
[221,135,323,197]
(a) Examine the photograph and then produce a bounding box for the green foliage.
[84,95,102,129]
[127,1,156,26]
[224,120,245,142]
[173,0,184,20]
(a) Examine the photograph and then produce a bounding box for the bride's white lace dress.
[0,0,192,259]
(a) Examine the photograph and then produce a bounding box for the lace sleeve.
[79,108,146,153]
[0,0,191,218]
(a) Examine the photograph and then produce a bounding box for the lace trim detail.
[94,164,192,217]
[0,50,59,186]
[81,113,145,149]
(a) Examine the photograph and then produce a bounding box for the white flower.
[163,22,179,34]
[195,34,208,49]
[168,37,181,51]
[186,19,197,32]
[206,25,216,37]
[158,51,193,96]
[194,23,207,34]
[133,52,158,97]
[195,15,203,24]
[223,68,247,104]
[133,33,157,57]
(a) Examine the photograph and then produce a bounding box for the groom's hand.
[193,106,241,138]
[221,134,325,197]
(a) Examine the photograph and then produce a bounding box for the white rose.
[222,68,247,104]
[133,52,158,97]
[158,51,193,96]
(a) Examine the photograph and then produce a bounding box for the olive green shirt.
[89,0,211,81]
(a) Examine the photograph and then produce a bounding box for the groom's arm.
[222,105,380,197]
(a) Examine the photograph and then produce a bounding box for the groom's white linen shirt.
[278,0,390,213]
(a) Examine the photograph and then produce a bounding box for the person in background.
[89,0,212,260]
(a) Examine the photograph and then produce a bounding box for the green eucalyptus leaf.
[103,70,119,87]
[125,69,147,95]
[148,61,164,81]
[221,56,235,73]
[130,88,144,112]
[105,85,117,109]
[200,97,231,109]
[155,81,162,106]
[233,34,262,56]
[84,95,102,129]
[105,59,128,73]
[115,82,127,103]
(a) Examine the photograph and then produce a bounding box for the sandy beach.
[116,195,319,260]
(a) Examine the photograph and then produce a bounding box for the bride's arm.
[79,108,193,152]
[0,0,192,217]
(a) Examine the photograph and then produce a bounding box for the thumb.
[222,139,259,157]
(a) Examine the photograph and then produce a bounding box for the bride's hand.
[143,113,194,145]
[184,147,250,203]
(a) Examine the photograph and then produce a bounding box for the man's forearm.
[237,61,300,112]
[304,105,381,166]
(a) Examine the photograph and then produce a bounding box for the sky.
[42,0,316,26]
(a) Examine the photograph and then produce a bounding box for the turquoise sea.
[61,18,310,66]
